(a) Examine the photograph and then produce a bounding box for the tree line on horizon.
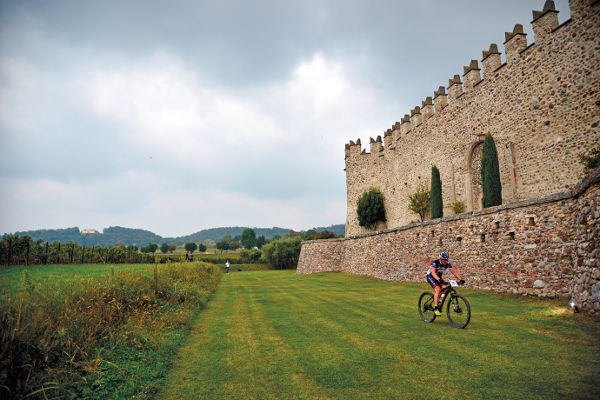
[7,224,345,248]
[0,227,343,267]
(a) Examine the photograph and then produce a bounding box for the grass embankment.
[0,262,221,399]
[159,270,600,400]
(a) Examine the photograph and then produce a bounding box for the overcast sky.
[0,0,570,237]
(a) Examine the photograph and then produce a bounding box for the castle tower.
[342,0,599,238]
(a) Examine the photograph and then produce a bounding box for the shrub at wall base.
[357,188,386,230]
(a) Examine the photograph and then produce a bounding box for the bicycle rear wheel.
[446,294,471,328]
[418,292,436,323]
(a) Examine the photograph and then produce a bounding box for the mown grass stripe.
[234,274,332,399]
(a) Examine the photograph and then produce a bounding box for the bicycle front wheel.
[446,294,471,328]
[418,292,437,323]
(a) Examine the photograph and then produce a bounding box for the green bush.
[430,165,443,219]
[304,230,338,241]
[408,183,430,222]
[262,237,302,269]
[239,249,262,263]
[481,133,502,207]
[451,200,467,214]
[357,188,386,229]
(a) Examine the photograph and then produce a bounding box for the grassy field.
[0,262,268,294]
[159,270,600,400]
[0,263,159,293]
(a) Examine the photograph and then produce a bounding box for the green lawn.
[159,270,600,400]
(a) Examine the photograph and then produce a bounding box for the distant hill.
[310,224,345,236]
[9,224,345,247]
[169,226,292,245]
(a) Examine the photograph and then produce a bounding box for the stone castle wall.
[344,0,600,236]
[298,170,600,313]
[298,1,600,311]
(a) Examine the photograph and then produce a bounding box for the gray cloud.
[0,0,571,235]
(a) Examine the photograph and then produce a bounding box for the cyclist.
[427,251,465,316]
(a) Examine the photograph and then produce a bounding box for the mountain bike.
[418,280,471,329]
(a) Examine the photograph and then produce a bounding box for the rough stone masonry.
[297,0,600,313]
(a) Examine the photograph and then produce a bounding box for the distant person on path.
[189,253,193,262]
[185,252,189,261]
[225,260,230,274]
[426,251,465,316]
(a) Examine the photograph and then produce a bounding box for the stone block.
[534,280,545,288]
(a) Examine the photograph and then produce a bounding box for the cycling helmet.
[439,251,449,260]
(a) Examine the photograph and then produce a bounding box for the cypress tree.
[430,165,443,219]
[481,133,502,207]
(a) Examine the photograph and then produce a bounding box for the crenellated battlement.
[433,86,448,112]
[447,74,463,100]
[369,135,383,154]
[481,44,502,79]
[400,114,411,135]
[504,24,528,63]
[532,1,560,43]
[342,0,600,160]
[421,97,434,120]
[463,60,481,91]
[343,0,600,237]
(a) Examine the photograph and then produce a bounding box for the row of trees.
[215,229,268,252]
[358,133,503,227]
[1,225,341,268]
[0,235,158,266]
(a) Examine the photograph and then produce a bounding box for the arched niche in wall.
[464,135,518,211]
[465,138,484,212]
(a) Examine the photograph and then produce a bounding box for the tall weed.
[0,262,221,399]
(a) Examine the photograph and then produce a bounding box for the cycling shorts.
[427,274,441,288]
